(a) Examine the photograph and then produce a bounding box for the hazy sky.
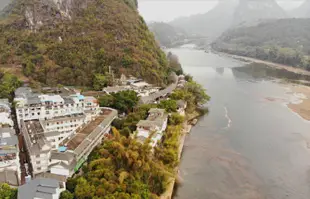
[138,0,305,22]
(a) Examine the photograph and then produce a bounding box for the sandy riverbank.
[224,54,310,77]
[223,53,310,121]
[287,85,310,121]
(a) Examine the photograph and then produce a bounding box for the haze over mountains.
[0,0,10,10]
[165,0,309,41]
[232,0,287,26]
[170,0,238,40]
[290,0,310,18]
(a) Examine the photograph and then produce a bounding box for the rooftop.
[24,120,44,144]
[0,99,10,113]
[15,87,33,98]
[0,112,13,127]
[103,86,130,93]
[40,113,85,125]
[137,108,167,129]
[64,109,113,151]
[18,178,62,199]
[0,128,17,147]
[0,170,19,186]
[22,120,52,155]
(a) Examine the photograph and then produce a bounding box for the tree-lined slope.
[0,0,170,87]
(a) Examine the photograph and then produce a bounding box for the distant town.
[0,73,188,199]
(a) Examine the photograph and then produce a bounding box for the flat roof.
[0,128,17,146]
[62,108,117,157]
[24,120,45,145]
[65,114,108,151]
[40,113,85,125]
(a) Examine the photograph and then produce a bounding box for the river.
[170,48,310,199]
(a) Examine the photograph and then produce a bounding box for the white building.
[136,108,168,147]
[177,100,187,116]
[0,99,13,128]
[18,177,66,199]
[48,108,117,177]
[14,87,100,127]
[20,107,117,177]
[0,128,20,186]
[103,86,131,95]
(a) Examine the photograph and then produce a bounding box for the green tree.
[185,81,210,105]
[93,74,108,91]
[59,190,74,199]
[158,99,177,113]
[0,72,22,99]
[98,95,115,107]
[0,183,17,199]
[111,90,139,113]
[75,178,95,199]
[169,113,184,125]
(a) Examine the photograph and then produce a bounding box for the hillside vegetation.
[213,18,310,70]
[0,0,170,88]
[148,22,187,47]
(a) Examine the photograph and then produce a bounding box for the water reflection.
[232,63,310,84]
[171,49,310,199]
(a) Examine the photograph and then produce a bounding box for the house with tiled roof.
[136,108,168,147]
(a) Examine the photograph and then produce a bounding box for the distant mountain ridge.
[290,0,310,18]
[148,22,188,47]
[233,0,287,26]
[169,0,288,41]
[170,0,238,40]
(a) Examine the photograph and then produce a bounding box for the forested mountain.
[233,0,287,26]
[148,22,187,47]
[212,18,310,70]
[170,0,238,40]
[0,0,171,88]
[290,0,310,18]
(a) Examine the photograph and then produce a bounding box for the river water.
[171,48,310,199]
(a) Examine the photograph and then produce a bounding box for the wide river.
[170,48,310,199]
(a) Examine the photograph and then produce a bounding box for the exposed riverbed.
[170,48,310,199]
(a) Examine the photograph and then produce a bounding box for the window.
[37,167,41,171]
[36,161,40,164]
[36,154,40,158]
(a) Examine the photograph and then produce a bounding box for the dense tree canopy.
[213,18,310,70]
[98,90,139,114]
[67,128,170,199]
[0,71,22,99]
[0,0,171,87]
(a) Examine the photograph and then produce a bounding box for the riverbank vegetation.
[63,78,209,198]
[213,18,310,71]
